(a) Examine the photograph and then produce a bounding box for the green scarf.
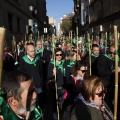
[35,48,44,54]
[67,60,75,67]
[91,53,99,57]
[103,53,114,60]
[50,60,66,75]
[19,50,23,53]
[103,53,115,70]
[23,55,40,66]
[104,52,120,68]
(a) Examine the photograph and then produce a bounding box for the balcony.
[90,15,95,23]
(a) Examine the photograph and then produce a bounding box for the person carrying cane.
[47,47,67,120]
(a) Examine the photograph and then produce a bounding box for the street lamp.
[29,4,38,40]
[29,4,34,11]
[44,21,47,39]
[100,25,103,40]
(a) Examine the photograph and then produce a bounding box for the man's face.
[36,41,42,50]
[17,80,37,114]
[44,41,48,46]
[92,47,99,56]
[109,46,115,58]
[27,45,36,58]
[55,51,62,61]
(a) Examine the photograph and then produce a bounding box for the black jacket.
[19,56,43,88]
[97,54,114,87]
[85,54,99,76]
[47,60,67,87]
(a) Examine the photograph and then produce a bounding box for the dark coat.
[47,61,67,87]
[36,49,52,65]
[3,52,16,72]
[65,75,82,105]
[19,56,43,88]
[85,54,99,76]
[97,54,114,87]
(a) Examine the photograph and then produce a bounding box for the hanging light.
[29,4,34,11]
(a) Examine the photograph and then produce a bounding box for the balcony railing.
[90,15,95,23]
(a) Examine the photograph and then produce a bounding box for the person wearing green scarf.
[65,50,76,78]
[97,44,120,112]
[19,44,43,110]
[1,70,42,120]
[85,44,100,76]
[35,40,52,101]
[35,40,44,55]
[47,48,67,119]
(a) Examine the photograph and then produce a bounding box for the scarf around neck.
[35,48,44,54]
[91,53,99,57]
[75,93,113,119]
[75,93,102,109]
[23,55,40,66]
[67,60,75,67]
[103,53,114,60]
[50,59,66,75]
[76,93,113,120]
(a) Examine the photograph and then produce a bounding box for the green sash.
[103,53,114,60]
[91,53,99,57]
[50,60,66,75]
[35,48,44,54]
[67,60,75,67]
[103,53,115,70]
[23,55,40,66]
[19,50,23,53]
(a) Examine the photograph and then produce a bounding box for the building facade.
[0,0,47,46]
[74,0,120,39]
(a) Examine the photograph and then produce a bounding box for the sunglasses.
[80,70,87,73]
[72,50,77,53]
[109,51,115,55]
[95,88,107,97]
[55,54,62,56]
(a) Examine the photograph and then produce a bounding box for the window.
[17,17,21,33]
[8,14,13,31]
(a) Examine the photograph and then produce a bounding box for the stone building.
[74,0,120,39]
[0,0,47,46]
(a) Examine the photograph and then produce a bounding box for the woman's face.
[55,51,62,61]
[90,85,106,106]
[77,66,87,77]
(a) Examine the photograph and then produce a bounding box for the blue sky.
[46,0,74,29]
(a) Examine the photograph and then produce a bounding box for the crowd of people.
[0,36,120,120]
